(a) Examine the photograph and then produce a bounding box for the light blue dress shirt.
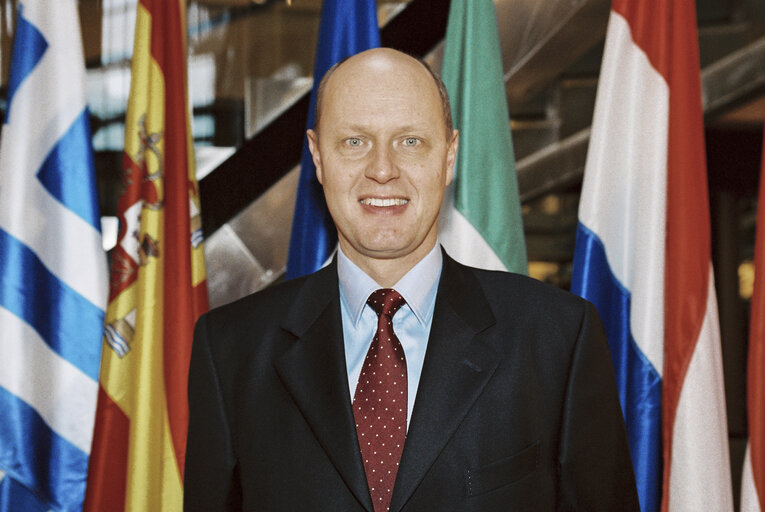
[337,244,442,429]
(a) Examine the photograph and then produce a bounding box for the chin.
[359,245,409,260]
[363,239,432,260]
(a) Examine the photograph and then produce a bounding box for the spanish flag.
[84,0,208,510]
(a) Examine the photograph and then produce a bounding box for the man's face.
[308,49,458,274]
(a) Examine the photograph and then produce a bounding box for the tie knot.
[367,288,406,318]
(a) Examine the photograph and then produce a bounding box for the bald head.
[313,48,453,140]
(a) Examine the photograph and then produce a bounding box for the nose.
[364,144,399,183]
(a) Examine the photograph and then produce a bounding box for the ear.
[307,129,324,183]
[445,129,459,186]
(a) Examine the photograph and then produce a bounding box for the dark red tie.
[353,288,408,512]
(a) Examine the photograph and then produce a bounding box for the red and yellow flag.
[84,0,208,510]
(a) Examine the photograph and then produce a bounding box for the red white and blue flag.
[571,1,733,510]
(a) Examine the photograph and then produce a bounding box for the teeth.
[360,198,408,207]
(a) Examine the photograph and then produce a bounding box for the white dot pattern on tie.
[353,288,408,512]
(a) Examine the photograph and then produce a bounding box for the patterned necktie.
[353,288,408,512]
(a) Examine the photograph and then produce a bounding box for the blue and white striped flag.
[0,1,107,511]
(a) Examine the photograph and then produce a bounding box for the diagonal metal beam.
[702,36,765,118]
[498,0,611,108]
[517,34,765,203]
[198,0,450,237]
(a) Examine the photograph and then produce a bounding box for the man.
[184,48,638,511]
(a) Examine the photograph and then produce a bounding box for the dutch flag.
[571,1,733,510]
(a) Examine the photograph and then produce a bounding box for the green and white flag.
[439,0,527,274]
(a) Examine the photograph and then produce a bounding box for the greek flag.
[0,1,107,511]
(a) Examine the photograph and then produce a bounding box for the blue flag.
[0,1,107,511]
[285,0,380,280]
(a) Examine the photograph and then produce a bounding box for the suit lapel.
[274,263,373,511]
[390,254,500,512]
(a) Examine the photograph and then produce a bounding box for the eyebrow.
[337,123,436,134]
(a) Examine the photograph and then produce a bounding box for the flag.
[83,0,208,510]
[438,0,527,274]
[571,0,733,510]
[285,0,380,280]
[740,128,765,511]
[0,1,107,510]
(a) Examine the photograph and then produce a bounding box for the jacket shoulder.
[202,273,306,324]
[456,262,592,320]
[195,263,338,348]
[210,257,339,316]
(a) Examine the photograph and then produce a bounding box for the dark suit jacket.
[184,252,639,511]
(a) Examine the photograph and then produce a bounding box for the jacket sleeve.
[557,301,640,511]
[184,313,242,511]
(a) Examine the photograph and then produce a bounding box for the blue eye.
[403,137,419,146]
[347,137,362,146]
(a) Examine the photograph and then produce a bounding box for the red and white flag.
[741,128,765,512]
[657,0,732,508]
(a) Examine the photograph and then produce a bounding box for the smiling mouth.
[359,198,409,207]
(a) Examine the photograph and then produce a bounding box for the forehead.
[320,54,445,133]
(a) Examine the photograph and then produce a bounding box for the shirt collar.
[337,243,443,327]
